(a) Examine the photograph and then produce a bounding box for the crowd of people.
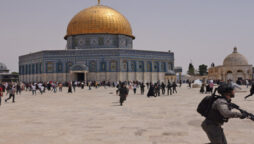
[0,80,181,106]
[1,79,254,108]
[115,81,179,106]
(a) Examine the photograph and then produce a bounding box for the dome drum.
[67,34,133,49]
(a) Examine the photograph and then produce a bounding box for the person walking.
[119,83,129,106]
[172,82,177,94]
[140,83,145,95]
[167,82,172,95]
[200,83,205,94]
[147,84,155,97]
[188,81,192,88]
[68,83,72,93]
[161,82,166,95]
[72,81,76,92]
[246,80,249,88]
[39,85,44,95]
[16,83,21,95]
[31,84,36,95]
[209,82,214,94]
[5,85,16,103]
[59,83,63,92]
[245,84,254,100]
[133,83,137,94]
[0,86,3,106]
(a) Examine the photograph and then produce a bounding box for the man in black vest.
[201,83,246,144]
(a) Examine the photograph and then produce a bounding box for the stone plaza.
[0,85,253,144]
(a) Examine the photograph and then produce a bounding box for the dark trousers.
[162,88,165,95]
[173,88,177,93]
[245,92,254,99]
[5,94,15,103]
[202,120,227,144]
[120,96,126,106]
[167,88,172,95]
[133,89,136,94]
[0,96,2,105]
[141,89,144,95]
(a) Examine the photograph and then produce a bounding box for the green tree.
[199,64,208,76]
[11,72,19,75]
[188,63,195,75]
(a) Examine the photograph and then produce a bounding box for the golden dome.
[223,47,249,66]
[65,5,134,39]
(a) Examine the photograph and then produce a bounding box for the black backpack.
[197,89,223,117]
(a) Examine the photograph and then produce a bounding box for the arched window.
[29,64,31,74]
[122,60,128,72]
[39,63,42,73]
[147,62,152,72]
[46,62,54,73]
[98,37,104,46]
[138,61,144,72]
[131,61,136,72]
[57,62,63,73]
[161,62,166,72]
[168,62,172,70]
[226,71,233,81]
[66,62,73,73]
[100,62,107,72]
[25,65,28,75]
[31,64,35,74]
[35,64,38,74]
[110,61,117,72]
[85,38,91,46]
[89,61,97,72]
[154,62,159,72]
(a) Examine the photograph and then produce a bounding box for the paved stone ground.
[0,84,253,144]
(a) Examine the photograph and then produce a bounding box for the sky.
[0,0,254,73]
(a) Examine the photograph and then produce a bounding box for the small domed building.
[19,2,175,83]
[208,47,253,82]
[0,62,9,74]
[0,62,19,82]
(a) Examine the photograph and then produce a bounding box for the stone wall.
[208,65,253,81]
[20,72,167,83]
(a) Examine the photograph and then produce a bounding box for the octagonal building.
[19,4,174,83]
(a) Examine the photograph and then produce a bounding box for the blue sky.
[0,0,253,73]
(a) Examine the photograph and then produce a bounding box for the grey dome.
[0,62,8,71]
[223,47,248,66]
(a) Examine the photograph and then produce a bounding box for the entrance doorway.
[77,73,85,81]
[226,71,233,81]
[69,64,89,82]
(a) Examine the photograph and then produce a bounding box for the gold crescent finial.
[98,0,101,5]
